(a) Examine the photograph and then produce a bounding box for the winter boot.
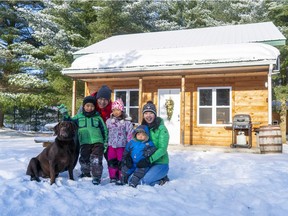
[115,180,124,185]
[92,177,101,185]
[110,178,117,183]
[159,175,170,186]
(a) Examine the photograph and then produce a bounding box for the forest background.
[0,0,287,132]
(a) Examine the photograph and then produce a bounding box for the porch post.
[181,76,185,145]
[268,64,273,125]
[72,79,77,116]
[138,78,143,124]
[84,82,89,96]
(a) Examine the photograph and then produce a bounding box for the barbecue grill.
[230,114,252,148]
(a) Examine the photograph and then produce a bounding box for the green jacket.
[70,112,108,146]
[148,118,169,165]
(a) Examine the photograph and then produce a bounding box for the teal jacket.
[67,112,108,146]
[147,118,169,165]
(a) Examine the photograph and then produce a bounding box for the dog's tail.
[26,157,41,182]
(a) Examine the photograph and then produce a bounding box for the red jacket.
[96,101,112,123]
[91,92,112,123]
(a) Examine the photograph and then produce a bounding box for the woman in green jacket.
[135,101,170,186]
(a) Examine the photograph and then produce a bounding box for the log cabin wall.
[83,66,269,148]
[187,72,268,147]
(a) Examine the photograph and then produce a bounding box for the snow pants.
[79,143,104,179]
[107,146,125,180]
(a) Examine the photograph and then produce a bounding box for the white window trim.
[114,89,139,121]
[197,87,232,126]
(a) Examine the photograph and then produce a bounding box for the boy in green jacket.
[58,96,108,185]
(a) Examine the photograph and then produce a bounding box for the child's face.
[136,132,147,141]
[112,108,122,117]
[84,103,95,112]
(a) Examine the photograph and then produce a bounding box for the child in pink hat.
[106,98,133,184]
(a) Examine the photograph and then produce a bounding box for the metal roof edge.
[62,60,275,75]
[263,40,286,46]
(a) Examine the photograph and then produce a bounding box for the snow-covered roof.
[74,22,285,57]
[62,43,280,75]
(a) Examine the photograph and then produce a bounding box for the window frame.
[114,89,139,123]
[197,86,232,126]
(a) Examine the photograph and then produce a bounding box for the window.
[114,89,139,123]
[198,87,231,125]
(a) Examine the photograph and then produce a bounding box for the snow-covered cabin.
[62,22,285,148]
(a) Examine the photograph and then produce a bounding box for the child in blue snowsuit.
[120,125,156,187]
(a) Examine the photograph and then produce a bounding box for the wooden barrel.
[258,125,282,154]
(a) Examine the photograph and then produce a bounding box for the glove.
[143,146,157,157]
[122,155,133,169]
[136,157,151,168]
[57,104,68,115]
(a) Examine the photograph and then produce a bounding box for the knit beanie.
[96,85,112,100]
[142,101,157,116]
[83,96,96,106]
[133,125,149,142]
[112,98,124,111]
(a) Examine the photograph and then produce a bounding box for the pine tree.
[0,1,46,127]
[0,1,79,127]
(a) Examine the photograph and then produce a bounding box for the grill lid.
[232,114,251,129]
[233,114,251,123]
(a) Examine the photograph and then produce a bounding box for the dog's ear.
[70,122,78,132]
[53,122,60,135]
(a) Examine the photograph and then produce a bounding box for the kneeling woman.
[132,101,170,186]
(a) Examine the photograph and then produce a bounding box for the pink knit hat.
[112,98,124,111]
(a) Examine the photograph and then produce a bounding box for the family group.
[59,85,170,187]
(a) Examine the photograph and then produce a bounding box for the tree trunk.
[0,109,4,128]
[280,99,287,144]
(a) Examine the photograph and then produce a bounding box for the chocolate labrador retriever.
[26,121,78,185]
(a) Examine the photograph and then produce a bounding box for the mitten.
[136,157,151,168]
[122,155,133,169]
[143,146,157,157]
[57,104,68,115]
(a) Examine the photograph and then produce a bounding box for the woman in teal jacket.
[135,101,170,186]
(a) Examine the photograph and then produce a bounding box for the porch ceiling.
[71,66,269,82]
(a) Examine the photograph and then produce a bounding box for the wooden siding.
[82,66,269,148]
[188,73,268,147]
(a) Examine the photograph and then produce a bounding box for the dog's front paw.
[30,176,41,182]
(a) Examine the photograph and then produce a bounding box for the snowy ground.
[1,128,288,216]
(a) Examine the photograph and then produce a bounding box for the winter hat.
[142,101,157,116]
[96,85,112,100]
[83,96,96,106]
[112,98,124,111]
[133,125,149,142]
